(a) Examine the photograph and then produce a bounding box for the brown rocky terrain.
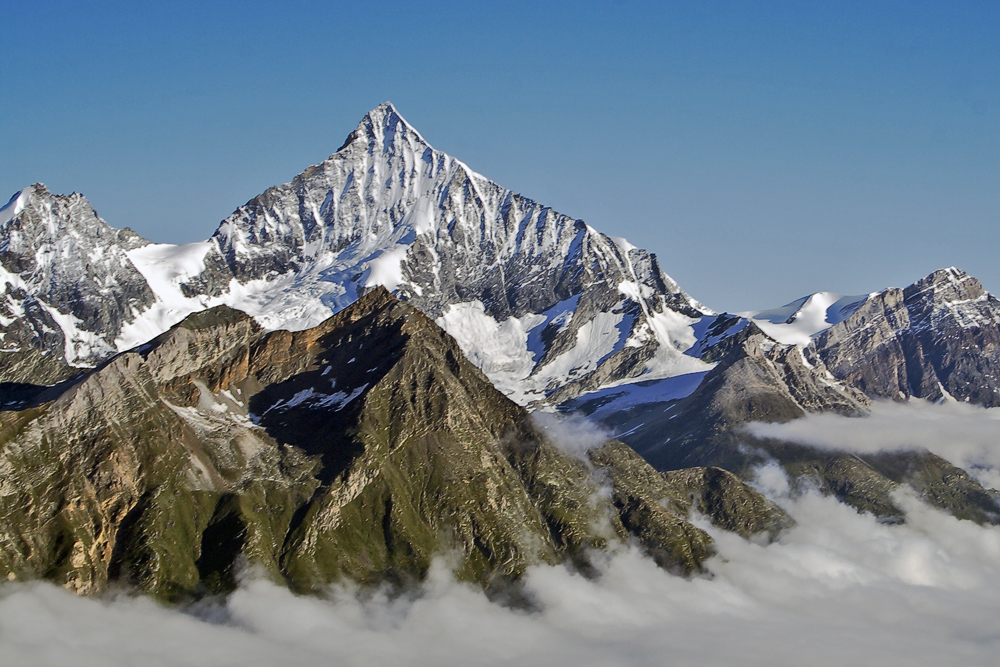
[0,288,788,599]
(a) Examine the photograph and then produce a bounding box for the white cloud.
[531,412,612,459]
[530,412,619,539]
[746,399,1000,488]
[6,465,1000,666]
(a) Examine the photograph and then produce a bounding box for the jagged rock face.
[0,105,713,407]
[186,102,712,404]
[813,268,1000,406]
[0,289,718,598]
[0,185,153,376]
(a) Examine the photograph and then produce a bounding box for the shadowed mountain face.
[0,288,794,599]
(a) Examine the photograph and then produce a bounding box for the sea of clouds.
[750,398,1000,488]
[3,400,1000,666]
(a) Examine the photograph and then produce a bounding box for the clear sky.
[2,1,997,312]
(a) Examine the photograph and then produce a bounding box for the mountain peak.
[905,266,985,304]
[336,101,430,154]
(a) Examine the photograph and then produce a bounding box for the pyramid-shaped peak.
[337,102,431,153]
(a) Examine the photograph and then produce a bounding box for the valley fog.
[4,411,1000,667]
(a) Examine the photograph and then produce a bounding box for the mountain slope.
[0,288,754,598]
[0,104,715,407]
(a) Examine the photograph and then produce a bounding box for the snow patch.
[265,384,370,414]
[120,242,216,349]
[741,292,870,346]
[436,301,539,402]
[35,301,114,365]
[535,311,626,382]
[364,245,411,291]
[0,189,28,226]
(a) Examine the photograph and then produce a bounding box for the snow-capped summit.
[1,105,715,404]
[194,102,716,403]
[0,184,154,369]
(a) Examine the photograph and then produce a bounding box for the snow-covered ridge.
[6,105,1000,412]
[115,102,717,405]
[740,292,872,346]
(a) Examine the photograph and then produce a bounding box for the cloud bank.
[4,404,1000,666]
[748,399,1000,488]
[4,463,1000,666]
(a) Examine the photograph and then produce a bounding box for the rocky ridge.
[3,104,1000,568]
[0,288,789,599]
[0,185,154,387]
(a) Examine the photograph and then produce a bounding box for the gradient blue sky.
[2,1,997,312]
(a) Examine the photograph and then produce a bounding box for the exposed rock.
[659,467,792,540]
[0,288,717,598]
[813,268,1000,406]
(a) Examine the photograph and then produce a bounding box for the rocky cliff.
[812,268,1000,406]
[0,288,787,599]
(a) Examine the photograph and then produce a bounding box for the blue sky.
[2,1,997,311]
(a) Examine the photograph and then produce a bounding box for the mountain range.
[2,103,999,597]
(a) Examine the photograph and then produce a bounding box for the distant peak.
[905,266,984,303]
[336,102,430,153]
